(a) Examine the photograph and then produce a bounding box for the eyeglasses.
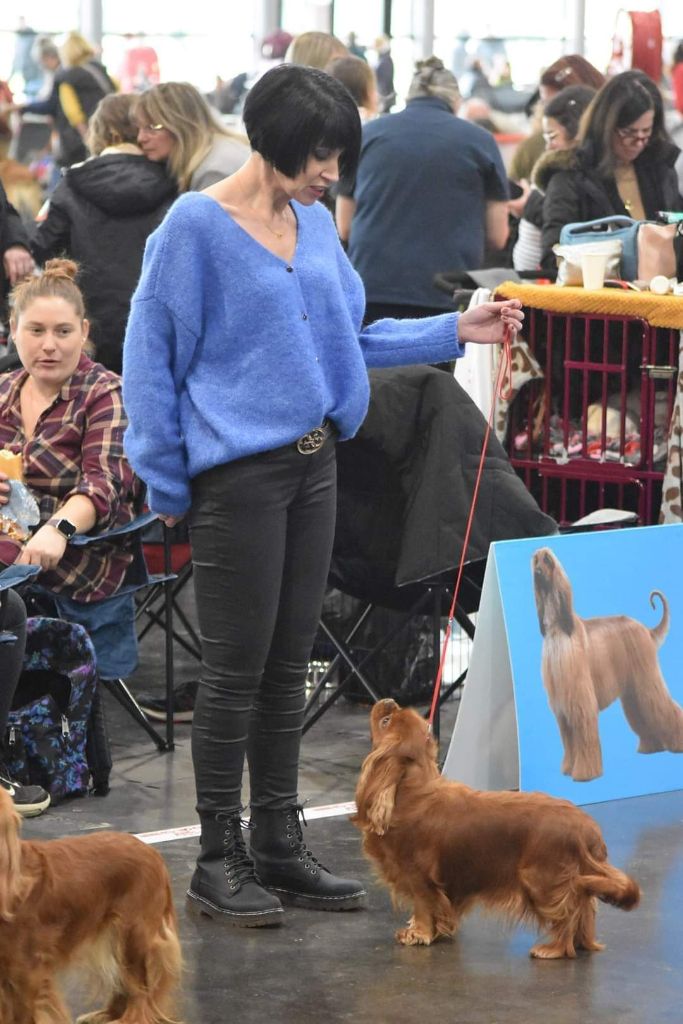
[615,127,652,144]
[137,123,167,134]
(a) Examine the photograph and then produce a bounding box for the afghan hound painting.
[354,699,640,958]
[532,546,683,782]
[0,786,182,1024]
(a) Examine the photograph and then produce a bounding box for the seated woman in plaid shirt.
[0,259,141,679]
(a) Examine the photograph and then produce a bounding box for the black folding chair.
[69,512,178,752]
[303,366,557,742]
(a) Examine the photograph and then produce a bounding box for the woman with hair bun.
[341,56,510,316]
[0,259,140,680]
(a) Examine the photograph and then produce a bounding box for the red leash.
[427,326,514,731]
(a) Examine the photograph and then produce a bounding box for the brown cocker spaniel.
[353,699,639,958]
[0,786,182,1024]
[533,546,683,782]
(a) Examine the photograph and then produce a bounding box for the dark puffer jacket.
[541,139,683,268]
[31,150,176,373]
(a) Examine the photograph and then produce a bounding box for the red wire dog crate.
[506,307,678,526]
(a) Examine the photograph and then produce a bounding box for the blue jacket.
[122,193,463,515]
[347,97,509,308]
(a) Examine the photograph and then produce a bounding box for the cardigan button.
[301,313,308,320]
[286,266,294,272]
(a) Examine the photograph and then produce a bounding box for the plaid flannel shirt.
[0,354,141,601]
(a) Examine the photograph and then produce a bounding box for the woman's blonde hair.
[10,258,85,323]
[87,93,138,155]
[285,31,348,70]
[133,82,245,192]
[407,56,460,108]
[60,31,96,68]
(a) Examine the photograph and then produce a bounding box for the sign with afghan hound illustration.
[443,524,683,804]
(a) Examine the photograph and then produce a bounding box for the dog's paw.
[529,942,575,959]
[575,938,605,953]
[396,922,434,946]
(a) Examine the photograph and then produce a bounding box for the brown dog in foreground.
[353,699,640,958]
[0,786,182,1024]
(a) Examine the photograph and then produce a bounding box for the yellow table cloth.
[495,282,683,331]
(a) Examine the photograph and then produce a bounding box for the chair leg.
[99,677,169,752]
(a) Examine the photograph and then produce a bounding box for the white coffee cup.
[581,252,608,290]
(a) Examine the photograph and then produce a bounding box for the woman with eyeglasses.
[541,70,683,269]
[132,81,249,193]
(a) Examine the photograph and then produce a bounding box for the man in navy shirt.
[338,57,509,321]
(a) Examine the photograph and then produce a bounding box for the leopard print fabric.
[659,332,683,524]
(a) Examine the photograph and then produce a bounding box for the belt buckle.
[296,426,326,455]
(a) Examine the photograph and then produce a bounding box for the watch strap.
[47,517,77,539]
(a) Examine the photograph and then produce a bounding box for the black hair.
[243,63,361,179]
[578,70,665,178]
[543,85,596,141]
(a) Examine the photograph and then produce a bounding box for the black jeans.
[188,439,337,815]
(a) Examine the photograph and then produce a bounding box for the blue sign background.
[494,524,683,803]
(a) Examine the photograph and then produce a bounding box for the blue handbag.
[559,216,640,281]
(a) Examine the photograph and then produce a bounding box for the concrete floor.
[21,609,683,1024]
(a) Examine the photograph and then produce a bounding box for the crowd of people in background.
[0,21,682,841]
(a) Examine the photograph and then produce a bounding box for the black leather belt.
[295,418,337,455]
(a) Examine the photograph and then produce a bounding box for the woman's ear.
[81,318,90,345]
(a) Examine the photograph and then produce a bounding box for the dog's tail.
[578,856,640,911]
[649,591,669,648]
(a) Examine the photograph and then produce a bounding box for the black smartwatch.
[47,517,77,540]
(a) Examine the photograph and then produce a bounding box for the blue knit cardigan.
[122,193,463,515]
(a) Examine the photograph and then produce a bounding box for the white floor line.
[135,800,357,845]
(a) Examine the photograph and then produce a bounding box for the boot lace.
[285,804,326,876]
[217,813,260,891]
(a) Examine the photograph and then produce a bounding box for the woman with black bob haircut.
[243,62,360,181]
[123,63,522,930]
[541,69,682,267]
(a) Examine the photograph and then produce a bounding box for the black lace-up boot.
[249,805,366,910]
[186,812,284,927]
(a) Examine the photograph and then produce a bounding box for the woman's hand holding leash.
[457,298,523,346]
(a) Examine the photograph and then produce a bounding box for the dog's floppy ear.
[0,788,23,920]
[354,746,405,836]
[355,704,433,835]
